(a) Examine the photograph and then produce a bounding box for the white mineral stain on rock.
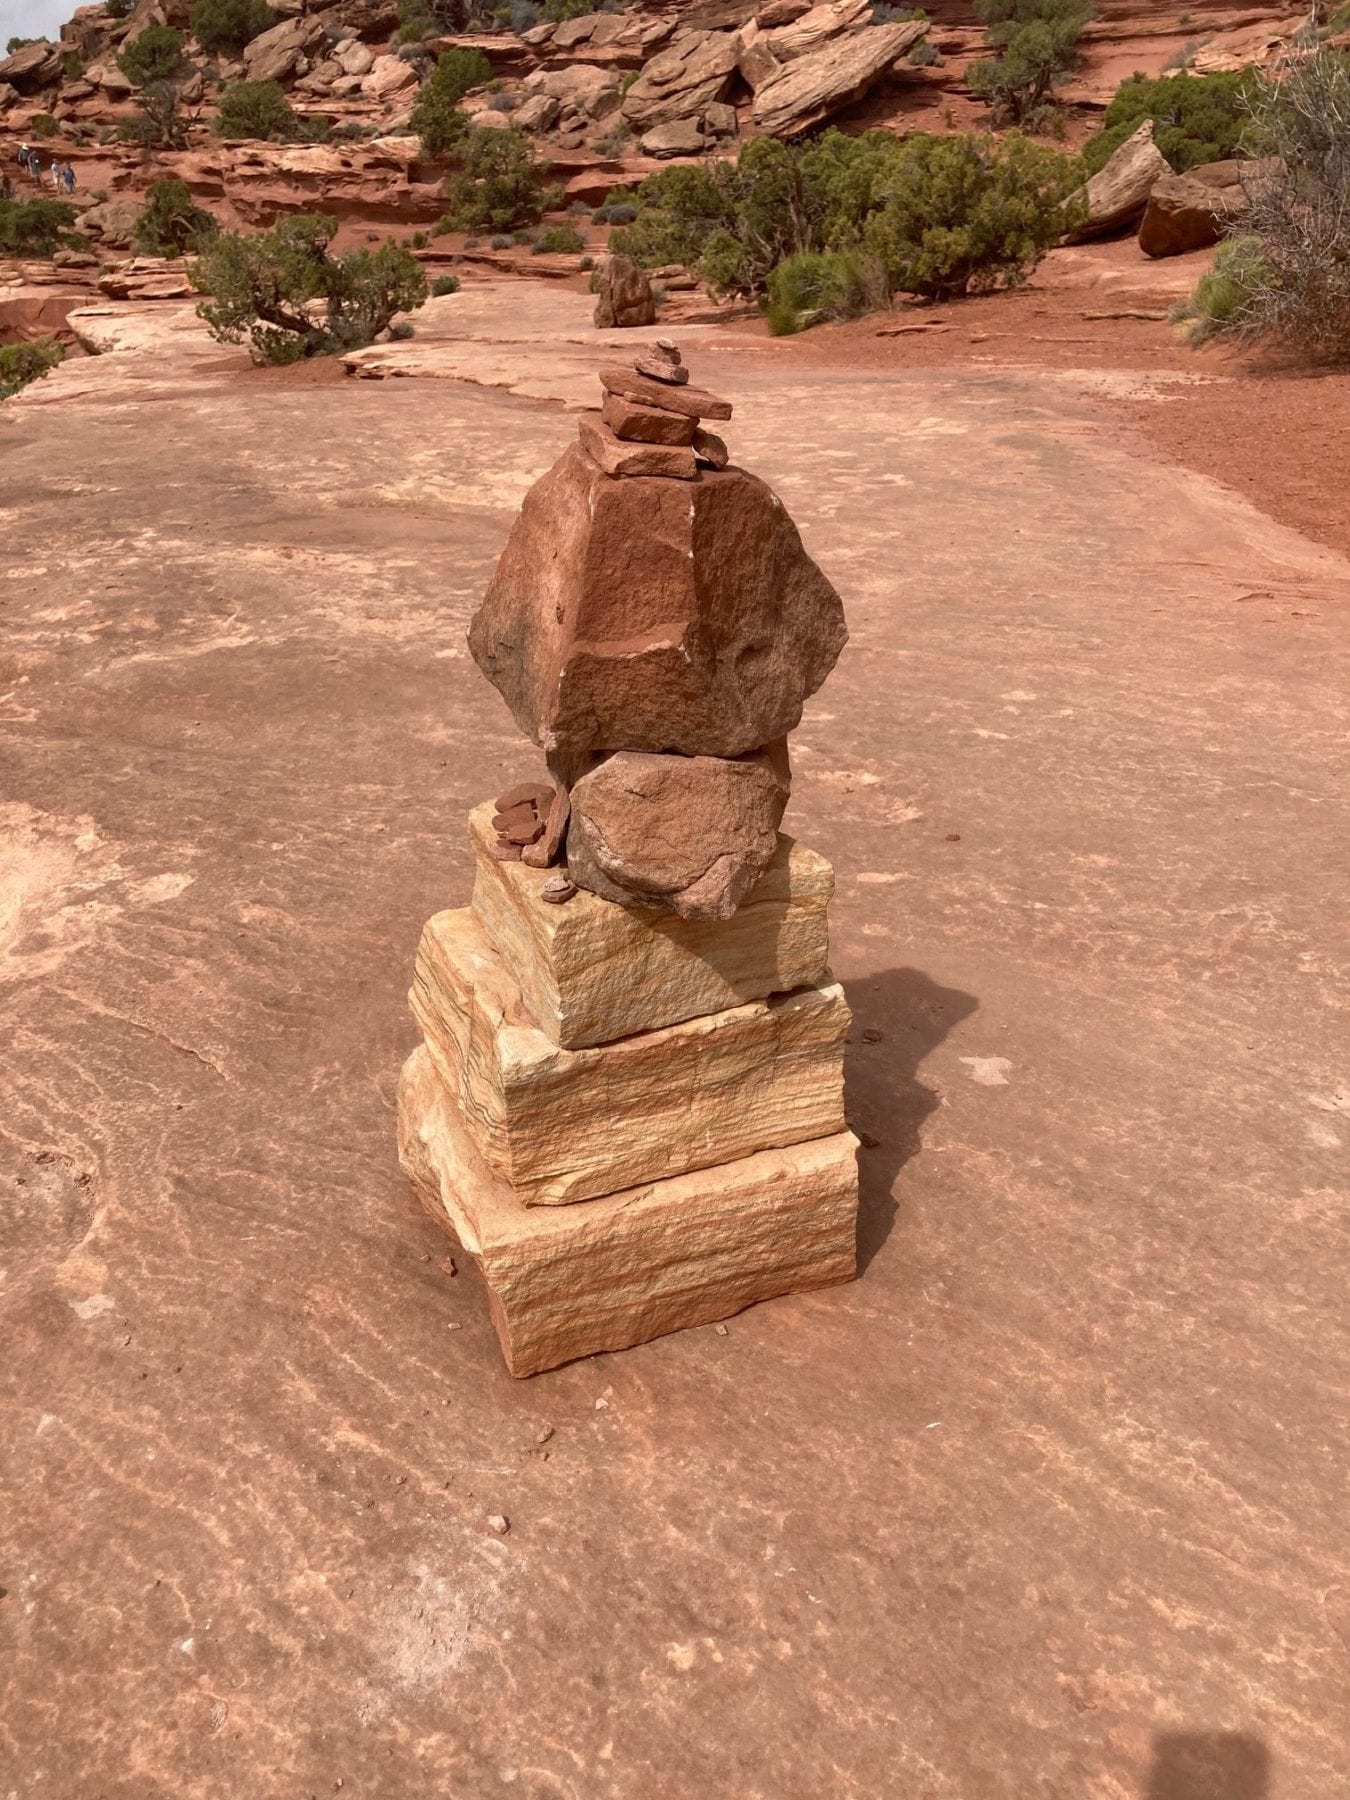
[960,1057,1014,1087]
[69,1293,115,1320]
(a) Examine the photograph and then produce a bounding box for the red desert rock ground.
[2,276,1347,1795]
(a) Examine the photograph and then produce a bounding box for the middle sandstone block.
[412,906,849,1207]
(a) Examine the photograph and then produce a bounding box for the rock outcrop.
[751,17,924,138]
[620,28,740,131]
[592,253,656,328]
[1068,120,1170,240]
[1138,161,1250,258]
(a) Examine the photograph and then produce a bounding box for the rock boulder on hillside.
[1067,119,1169,240]
[592,254,656,328]
[1139,161,1249,258]
[620,29,740,131]
[241,15,327,84]
[0,39,61,92]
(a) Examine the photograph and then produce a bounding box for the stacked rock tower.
[397,343,859,1377]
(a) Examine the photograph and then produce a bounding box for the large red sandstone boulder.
[1067,119,1169,240]
[592,254,656,328]
[467,441,846,771]
[241,15,327,84]
[1138,161,1249,258]
[567,746,791,919]
[751,18,923,138]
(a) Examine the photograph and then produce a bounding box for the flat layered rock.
[577,413,698,480]
[751,19,924,138]
[468,442,846,764]
[601,392,697,445]
[598,363,733,420]
[568,746,789,918]
[398,1044,858,1377]
[468,802,832,1048]
[620,28,740,131]
[411,907,848,1205]
[1066,120,1169,241]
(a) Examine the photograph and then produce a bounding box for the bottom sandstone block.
[397,1044,859,1378]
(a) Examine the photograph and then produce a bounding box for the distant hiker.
[62,162,76,194]
[49,157,63,192]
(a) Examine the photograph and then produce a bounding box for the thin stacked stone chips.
[397,344,857,1377]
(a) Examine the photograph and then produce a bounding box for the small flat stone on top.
[493,801,545,846]
[578,413,698,481]
[495,782,554,814]
[599,364,733,422]
[634,355,690,385]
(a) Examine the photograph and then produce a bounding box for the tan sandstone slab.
[411,905,848,1206]
[467,802,832,1048]
[398,1044,859,1377]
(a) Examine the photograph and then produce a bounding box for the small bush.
[190,0,275,56]
[1080,69,1258,174]
[1180,53,1350,361]
[193,212,429,361]
[0,336,63,400]
[215,79,300,140]
[534,221,584,253]
[578,253,593,270]
[105,0,134,17]
[133,177,220,257]
[0,198,78,256]
[442,127,550,231]
[541,0,592,18]
[118,24,189,87]
[490,232,512,248]
[968,0,1093,124]
[1171,233,1268,342]
[61,51,85,78]
[410,46,492,157]
[6,35,37,53]
[387,318,416,338]
[29,113,59,138]
[763,247,890,333]
[909,41,942,65]
[592,200,638,226]
[486,90,516,112]
[410,229,428,247]
[431,272,461,293]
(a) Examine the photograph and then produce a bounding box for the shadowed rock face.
[467,440,847,769]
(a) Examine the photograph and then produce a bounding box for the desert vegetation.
[1082,68,1259,173]
[611,129,1083,327]
[440,127,562,231]
[192,212,428,361]
[133,178,220,257]
[969,0,1095,126]
[116,23,193,147]
[0,336,63,399]
[189,0,276,57]
[1176,50,1350,360]
[410,46,492,156]
[0,198,78,256]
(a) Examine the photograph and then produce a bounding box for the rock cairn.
[397,344,858,1377]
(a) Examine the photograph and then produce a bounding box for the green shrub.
[192,212,429,361]
[387,318,416,338]
[1171,234,1268,342]
[863,131,1083,298]
[592,200,638,225]
[133,177,220,256]
[190,0,276,57]
[0,336,63,400]
[763,247,890,333]
[410,46,492,157]
[0,198,78,255]
[431,272,461,293]
[909,41,942,65]
[441,127,550,231]
[490,232,512,247]
[30,113,59,138]
[105,0,133,17]
[967,0,1094,124]
[118,24,189,87]
[214,79,300,140]
[61,51,85,78]
[541,0,592,18]
[1080,69,1258,173]
[533,220,584,252]
[5,36,37,53]
[117,24,191,146]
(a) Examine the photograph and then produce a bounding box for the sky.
[2,0,74,44]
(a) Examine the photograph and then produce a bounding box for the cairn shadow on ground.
[1145,1730,1272,1799]
[841,965,978,1274]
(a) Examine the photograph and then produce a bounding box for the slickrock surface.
[411,907,847,1206]
[468,442,847,764]
[468,803,833,1048]
[4,284,1348,1800]
[398,1045,859,1377]
[567,745,790,918]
